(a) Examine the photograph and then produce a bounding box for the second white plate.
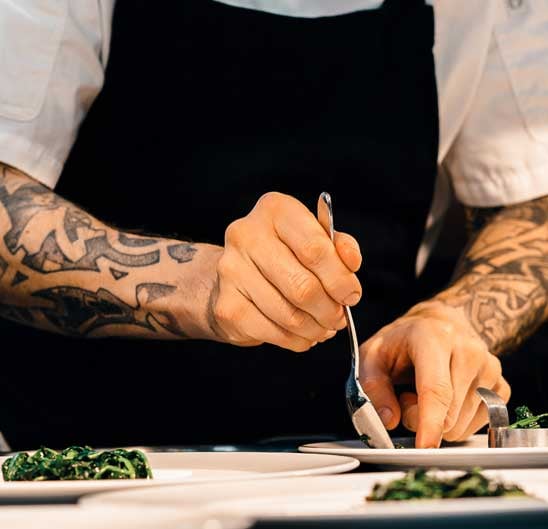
[298,435,548,469]
[79,469,548,523]
[0,451,359,503]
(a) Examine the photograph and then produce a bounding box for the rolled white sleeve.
[0,1,114,189]
[443,1,548,207]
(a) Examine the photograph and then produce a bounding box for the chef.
[0,0,546,450]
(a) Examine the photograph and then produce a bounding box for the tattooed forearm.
[0,162,201,339]
[436,195,548,355]
[29,283,184,337]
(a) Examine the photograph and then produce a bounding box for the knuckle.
[216,254,237,280]
[325,276,362,301]
[284,306,308,331]
[361,376,388,396]
[290,272,319,306]
[224,218,246,245]
[213,296,241,326]
[257,191,284,211]
[471,340,490,361]
[410,319,437,340]
[300,236,330,268]
[434,319,455,338]
[212,301,233,326]
[478,354,503,387]
[422,382,453,410]
[363,335,383,355]
[286,339,312,353]
[295,344,313,353]
[499,379,512,402]
[489,354,503,375]
[335,313,347,330]
[443,430,462,443]
[319,329,337,343]
[443,409,459,431]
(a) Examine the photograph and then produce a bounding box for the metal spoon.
[317,192,394,449]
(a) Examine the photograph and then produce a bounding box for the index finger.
[273,197,362,306]
[412,337,453,448]
[335,231,362,273]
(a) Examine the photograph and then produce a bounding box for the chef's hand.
[208,192,362,351]
[359,300,510,448]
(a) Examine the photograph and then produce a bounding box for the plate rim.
[78,468,548,520]
[298,436,548,457]
[0,451,360,500]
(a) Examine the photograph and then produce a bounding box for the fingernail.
[343,292,360,306]
[420,434,443,449]
[378,407,393,427]
[423,435,442,448]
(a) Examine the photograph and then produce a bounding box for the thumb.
[360,342,401,430]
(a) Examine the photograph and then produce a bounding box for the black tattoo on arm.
[0,163,197,339]
[0,180,161,274]
[168,243,197,263]
[29,283,185,337]
[59,235,160,272]
[0,304,35,327]
[118,233,159,247]
[439,196,548,355]
[11,271,28,287]
[0,183,61,251]
[109,268,128,280]
[137,283,177,304]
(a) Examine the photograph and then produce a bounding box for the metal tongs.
[477,387,548,448]
[318,192,394,449]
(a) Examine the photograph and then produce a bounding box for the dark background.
[0,1,546,450]
[3,187,544,449]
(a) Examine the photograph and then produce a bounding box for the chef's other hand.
[359,301,510,448]
[208,192,362,352]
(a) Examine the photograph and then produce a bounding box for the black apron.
[0,0,438,449]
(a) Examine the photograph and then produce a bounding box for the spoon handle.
[317,192,360,378]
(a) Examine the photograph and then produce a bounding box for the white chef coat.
[0,0,547,273]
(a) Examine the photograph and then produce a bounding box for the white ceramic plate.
[0,451,358,502]
[79,469,548,524]
[0,505,251,529]
[298,434,548,469]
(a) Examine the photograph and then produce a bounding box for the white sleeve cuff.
[444,18,548,207]
[0,132,63,189]
[451,162,548,207]
[0,1,114,190]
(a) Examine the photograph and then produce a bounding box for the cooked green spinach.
[366,468,526,501]
[359,435,404,449]
[2,446,153,481]
[509,405,548,429]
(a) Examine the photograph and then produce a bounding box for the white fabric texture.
[0,0,112,188]
[211,0,385,17]
[0,0,546,271]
